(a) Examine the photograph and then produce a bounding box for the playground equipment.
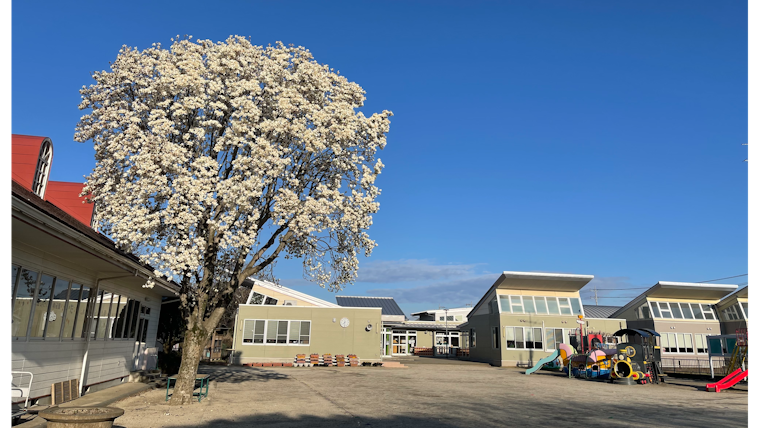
[706,328,748,393]
[609,328,663,385]
[525,350,561,375]
[706,368,749,392]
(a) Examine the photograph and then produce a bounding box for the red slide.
[706,368,749,393]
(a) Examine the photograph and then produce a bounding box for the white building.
[11,134,179,404]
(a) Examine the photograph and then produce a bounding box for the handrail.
[11,371,34,408]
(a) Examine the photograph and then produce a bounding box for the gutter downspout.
[78,274,138,396]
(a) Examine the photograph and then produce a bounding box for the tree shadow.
[196,366,289,384]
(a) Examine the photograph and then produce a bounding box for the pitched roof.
[582,305,623,319]
[335,296,405,316]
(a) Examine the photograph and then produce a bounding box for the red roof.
[46,181,94,227]
[11,134,49,192]
[11,134,94,229]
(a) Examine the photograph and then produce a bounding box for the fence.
[659,357,747,377]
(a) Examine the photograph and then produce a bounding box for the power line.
[697,274,747,283]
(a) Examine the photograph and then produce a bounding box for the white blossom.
[76,37,392,307]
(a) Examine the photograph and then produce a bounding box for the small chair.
[11,371,34,423]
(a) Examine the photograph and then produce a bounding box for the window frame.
[241,319,311,346]
[498,295,584,317]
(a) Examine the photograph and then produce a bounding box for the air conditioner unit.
[283,300,297,306]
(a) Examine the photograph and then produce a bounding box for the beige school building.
[462,271,627,367]
[231,280,383,364]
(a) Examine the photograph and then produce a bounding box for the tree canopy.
[76,36,391,404]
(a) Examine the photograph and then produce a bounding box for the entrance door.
[132,306,150,370]
[392,334,407,355]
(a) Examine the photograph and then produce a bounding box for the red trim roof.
[46,181,94,227]
[12,134,94,228]
[11,134,48,192]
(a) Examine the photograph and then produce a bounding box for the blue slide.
[525,350,560,375]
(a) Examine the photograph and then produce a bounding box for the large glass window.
[546,297,560,315]
[30,274,56,338]
[510,296,523,313]
[46,279,70,339]
[534,297,548,314]
[690,303,703,320]
[680,303,694,319]
[671,303,683,319]
[244,320,311,345]
[499,295,583,316]
[694,334,708,354]
[12,269,38,337]
[741,302,748,319]
[12,265,19,304]
[498,296,511,313]
[678,333,693,353]
[75,286,92,338]
[523,296,536,314]
[701,304,716,320]
[658,302,672,319]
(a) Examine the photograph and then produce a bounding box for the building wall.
[12,240,163,399]
[653,319,721,361]
[465,313,502,365]
[233,305,382,363]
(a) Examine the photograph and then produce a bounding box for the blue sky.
[12,1,748,316]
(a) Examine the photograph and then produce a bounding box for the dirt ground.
[113,359,748,428]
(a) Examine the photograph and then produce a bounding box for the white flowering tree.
[75,36,392,404]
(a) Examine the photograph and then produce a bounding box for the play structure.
[525,317,663,386]
[706,328,748,393]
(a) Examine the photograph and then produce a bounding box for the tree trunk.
[169,326,207,405]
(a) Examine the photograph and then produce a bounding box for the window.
[497,295,583,316]
[569,298,582,316]
[523,296,536,314]
[510,296,523,313]
[498,296,511,313]
[741,302,748,319]
[545,328,569,351]
[671,303,682,319]
[661,333,677,353]
[680,303,694,319]
[677,333,693,353]
[690,303,703,320]
[650,302,660,318]
[546,297,560,315]
[439,316,445,321]
[470,329,476,348]
[213,340,222,353]
[504,327,543,350]
[243,320,310,345]
[32,139,52,198]
[660,333,693,354]
[694,334,708,354]
[534,297,548,314]
[455,315,463,322]
[446,315,454,321]
[658,302,672,318]
[721,305,740,321]
[492,327,499,349]
[248,291,279,306]
[701,304,716,320]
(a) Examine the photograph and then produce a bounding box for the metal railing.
[659,357,748,377]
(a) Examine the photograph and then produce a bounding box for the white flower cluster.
[76,36,392,298]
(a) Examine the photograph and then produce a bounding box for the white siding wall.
[12,240,166,400]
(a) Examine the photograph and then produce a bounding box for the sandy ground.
[112,359,748,428]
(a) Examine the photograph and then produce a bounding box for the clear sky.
[12,1,748,316]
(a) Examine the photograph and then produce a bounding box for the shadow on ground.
[112,413,481,428]
[197,366,289,384]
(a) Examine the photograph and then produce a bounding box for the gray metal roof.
[583,305,623,319]
[335,296,405,316]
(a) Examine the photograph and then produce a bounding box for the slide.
[706,368,749,393]
[525,350,560,375]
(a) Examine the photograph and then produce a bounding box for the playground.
[111,359,747,428]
